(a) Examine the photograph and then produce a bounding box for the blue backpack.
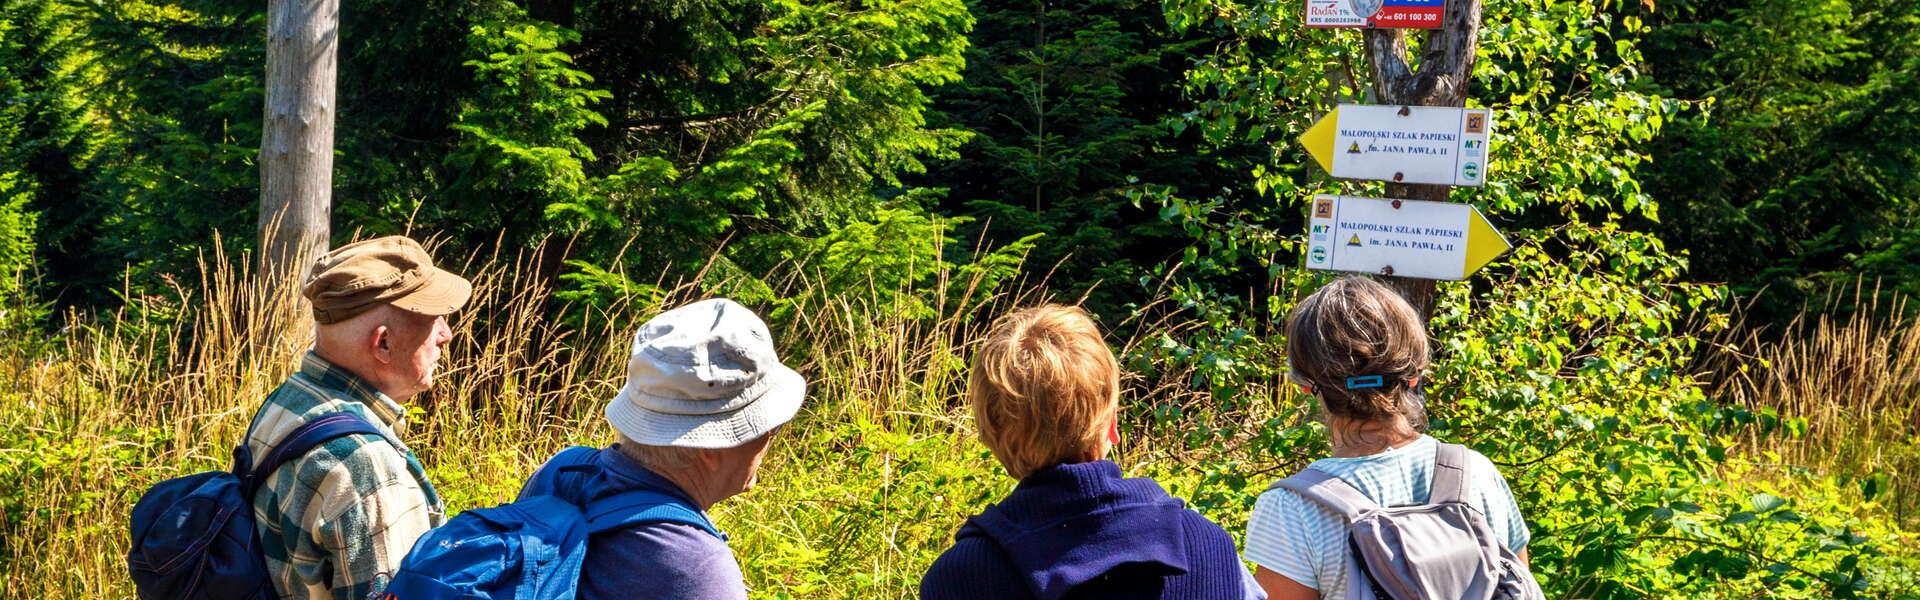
[127,413,387,600]
[381,446,720,600]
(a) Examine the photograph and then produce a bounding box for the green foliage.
[762,194,1041,323]
[0,173,34,300]
[922,0,1245,314]
[447,14,610,232]
[1150,0,1913,595]
[0,0,1916,597]
[1642,0,1920,318]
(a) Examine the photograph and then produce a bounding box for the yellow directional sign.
[1304,194,1510,280]
[1299,104,1493,186]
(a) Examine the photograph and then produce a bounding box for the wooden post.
[1362,0,1484,321]
[259,0,338,277]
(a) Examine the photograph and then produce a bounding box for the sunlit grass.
[0,238,1267,599]
[1704,282,1920,526]
[5,247,1919,598]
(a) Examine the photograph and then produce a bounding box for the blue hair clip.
[1344,375,1386,390]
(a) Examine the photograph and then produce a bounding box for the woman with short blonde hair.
[920,305,1266,600]
[968,305,1121,479]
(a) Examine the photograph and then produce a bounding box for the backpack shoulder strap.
[516,445,602,501]
[584,489,723,540]
[1270,468,1380,521]
[241,413,386,498]
[1430,442,1473,506]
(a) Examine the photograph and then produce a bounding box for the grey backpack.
[1271,443,1545,600]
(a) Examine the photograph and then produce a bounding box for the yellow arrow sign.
[1300,106,1341,174]
[1298,104,1492,186]
[1463,204,1509,277]
[1302,194,1510,280]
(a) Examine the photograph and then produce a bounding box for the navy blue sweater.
[919,461,1261,600]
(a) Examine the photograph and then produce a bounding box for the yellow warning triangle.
[1462,205,1511,276]
[1299,107,1339,174]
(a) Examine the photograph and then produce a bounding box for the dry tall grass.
[0,238,1258,598]
[1705,282,1920,523]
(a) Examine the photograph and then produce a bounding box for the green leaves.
[1140,0,1914,596]
[447,15,608,210]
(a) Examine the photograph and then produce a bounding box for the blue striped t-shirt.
[1243,436,1529,597]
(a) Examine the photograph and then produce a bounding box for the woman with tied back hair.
[920,305,1266,600]
[1244,277,1531,599]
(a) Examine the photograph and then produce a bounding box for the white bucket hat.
[604,298,807,449]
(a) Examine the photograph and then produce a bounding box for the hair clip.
[1344,375,1386,390]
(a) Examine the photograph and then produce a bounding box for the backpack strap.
[584,489,723,539]
[240,413,387,498]
[538,446,725,540]
[1429,442,1473,506]
[1271,468,1381,521]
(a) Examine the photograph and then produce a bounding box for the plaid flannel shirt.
[244,352,444,600]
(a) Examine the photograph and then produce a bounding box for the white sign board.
[1300,104,1492,187]
[1304,194,1510,280]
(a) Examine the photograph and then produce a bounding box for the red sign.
[1305,0,1447,29]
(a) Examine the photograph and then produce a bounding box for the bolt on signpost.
[1296,0,1488,322]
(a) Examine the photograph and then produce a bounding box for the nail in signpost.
[1299,104,1492,186]
[1305,194,1509,280]
[1304,0,1447,29]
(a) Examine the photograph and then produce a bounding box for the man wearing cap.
[515,297,807,600]
[242,235,471,600]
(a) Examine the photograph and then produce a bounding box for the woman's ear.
[1107,415,1120,444]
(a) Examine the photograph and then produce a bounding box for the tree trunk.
[259,0,338,278]
[1361,0,1484,322]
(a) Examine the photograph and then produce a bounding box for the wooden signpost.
[1297,0,1488,321]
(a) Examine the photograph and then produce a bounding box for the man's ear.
[370,324,393,365]
[1107,415,1121,445]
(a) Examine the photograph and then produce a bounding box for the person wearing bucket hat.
[514,297,806,600]
[240,235,471,600]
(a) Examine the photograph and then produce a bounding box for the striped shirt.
[244,352,444,600]
[1243,436,1528,598]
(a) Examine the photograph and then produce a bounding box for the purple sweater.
[919,461,1265,600]
[520,446,747,600]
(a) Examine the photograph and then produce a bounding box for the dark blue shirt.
[523,446,747,600]
[920,461,1263,600]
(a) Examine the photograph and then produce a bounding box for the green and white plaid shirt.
[244,352,444,600]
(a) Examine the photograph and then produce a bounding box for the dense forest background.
[0,0,1913,320]
[2,0,1919,597]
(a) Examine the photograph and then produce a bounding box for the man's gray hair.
[615,435,700,471]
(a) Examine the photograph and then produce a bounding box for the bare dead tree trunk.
[1363,0,1485,321]
[259,0,338,279]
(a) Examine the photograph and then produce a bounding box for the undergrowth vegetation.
[2,240,1917,598]
[1706,283,1920,527]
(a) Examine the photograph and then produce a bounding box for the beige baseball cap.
[303,236,473,324]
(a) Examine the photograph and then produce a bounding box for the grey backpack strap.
[1271,468,1381,521]
[1430,443,1473,505]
